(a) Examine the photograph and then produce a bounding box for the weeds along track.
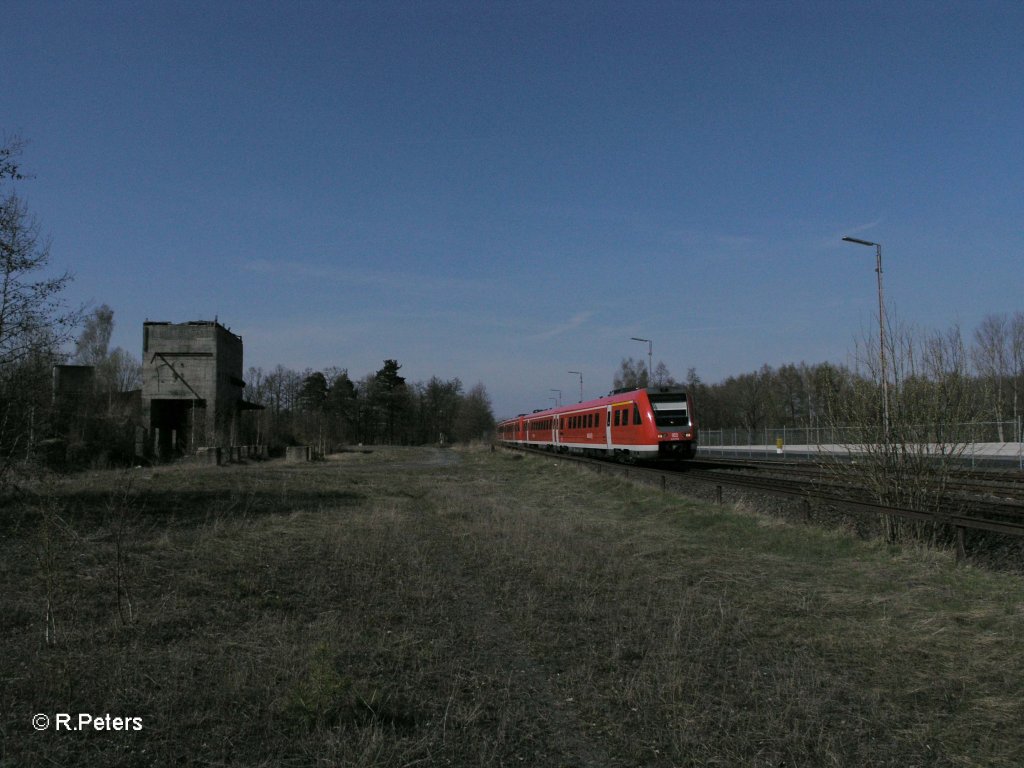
[4,446,1024,767]
[516,446,1024,555]
[689,457,1024,499]
[687,457,1024,534]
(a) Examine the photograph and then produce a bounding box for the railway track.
[687,457,1024,514]
[511,446,1024,558]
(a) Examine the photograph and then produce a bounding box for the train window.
[634,405,642,424]
[649,393,690,427]
[596,412,602,428]
[613,410,620,427]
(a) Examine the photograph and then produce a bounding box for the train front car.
[643,386,697,460]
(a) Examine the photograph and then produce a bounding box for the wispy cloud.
[836,217,885,240]
[715,234,756,249]
[528,311,595,341]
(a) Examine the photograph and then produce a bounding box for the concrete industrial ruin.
[142,320,257,456]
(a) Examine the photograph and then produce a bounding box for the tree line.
[682,314,1024,440]
[241,361,495,451]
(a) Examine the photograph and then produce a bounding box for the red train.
[496,385,697,460]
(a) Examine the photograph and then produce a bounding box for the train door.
[605,405,612,453]
[553,415,560,449]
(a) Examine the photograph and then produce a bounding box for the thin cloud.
[835,218,885,240]
[529,311,595,341]
[715,234,756,248]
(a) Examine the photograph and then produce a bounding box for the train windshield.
[649,393,690,428]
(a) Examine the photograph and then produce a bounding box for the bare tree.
[74,304,141,394]
[972,313,1011,440]
[107,347,142,392]
[824,318,977,543]
[613,357,647,390]
[0,138,76,368]
[651,361,676,387]
[1,137,77,483]
[1009,312,1024,435]
[74,304,114,366]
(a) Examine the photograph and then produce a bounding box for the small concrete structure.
[286,445,312,462]
[196,446,222,465]
[141,320,260,457]
[52,365,96,402]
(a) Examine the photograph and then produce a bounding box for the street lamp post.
[550,389,562,407]
[568,371,583,403]
[842,236,890,436]
[630,337,653,387]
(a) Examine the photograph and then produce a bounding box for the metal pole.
[843,237,890,438]
[875,242,890,437]
[569,371,583,403]
[631,337,652,386]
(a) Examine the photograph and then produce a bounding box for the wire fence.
[699,420,1024,468]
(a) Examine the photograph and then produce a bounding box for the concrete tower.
[141,320,246,456]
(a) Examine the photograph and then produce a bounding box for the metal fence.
[699,420,1024,468]
[700,420,1023,448]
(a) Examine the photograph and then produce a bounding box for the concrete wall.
[52,365,96,401]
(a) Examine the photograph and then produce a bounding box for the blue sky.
[3,0,1022,418]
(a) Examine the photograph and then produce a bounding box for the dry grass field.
[2,446,1023,767]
